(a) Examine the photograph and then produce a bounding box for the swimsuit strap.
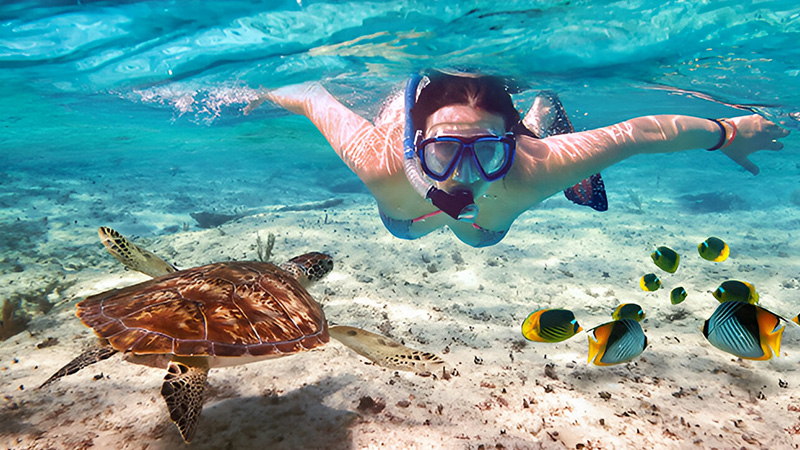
[411,209,493,231]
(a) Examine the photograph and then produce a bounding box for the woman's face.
[424,105,506,196]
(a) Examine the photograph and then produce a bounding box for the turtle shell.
[78,261,329,358]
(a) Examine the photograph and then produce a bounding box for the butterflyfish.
[521,308,583,343]
[698,237,729,262]
[702,300,786,360]
[651,246,680,273]
[713,280,759,304]
[670,286,688,305]
[612,303,645,322]
[587,319,648,366]
[640,273,661,292]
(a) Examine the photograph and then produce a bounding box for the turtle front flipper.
[39,345,117,388]
[98,226,177,278]
[161,361,209,444]
[329,325,446,374]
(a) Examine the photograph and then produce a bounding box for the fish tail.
[587,334,600,364]
[757,307,785,359]
[714,244,730,262]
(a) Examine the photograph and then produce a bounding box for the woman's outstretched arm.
[509,114,789,205]
[245,82,403,184]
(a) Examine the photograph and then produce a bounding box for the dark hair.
[410,72,522,134]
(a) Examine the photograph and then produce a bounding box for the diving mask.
[416,133,516,182]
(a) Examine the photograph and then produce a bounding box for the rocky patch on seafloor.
[190,211,245,228]
[678,191,746,213]
[191,199,345,228]
[325,179,368,194]
[0,275,76,341]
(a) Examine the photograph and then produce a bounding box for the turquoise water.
[2,0,799,259]
[0,1,798,269]
[2,0,799,283]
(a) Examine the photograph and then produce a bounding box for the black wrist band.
[707,119,726,151]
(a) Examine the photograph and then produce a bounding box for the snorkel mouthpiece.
[403,73,479,223]
[426,187,478,222]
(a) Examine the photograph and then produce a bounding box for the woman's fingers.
[243,92,270,115]
[765,139,784,151]
[732,156,760,175]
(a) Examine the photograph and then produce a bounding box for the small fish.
[587,319,648,366]
[702,300,786,360]
[612,303,645,322]
[521,309,583,343]
[651,246,680,273]
[698,237,729,262]
[670,287,688,305]
[639,273,661,292]
[713,280,759,304]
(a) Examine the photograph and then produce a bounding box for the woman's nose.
[452,154,480,184]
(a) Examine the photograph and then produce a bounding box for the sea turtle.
[40,227,444,443]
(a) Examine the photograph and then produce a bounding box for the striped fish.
[521,309,582,343]
[702,300,785,360]
[587,319,647,366]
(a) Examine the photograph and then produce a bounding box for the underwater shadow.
[684,353,782,393]
[678,191,747,213]
[0,405,40,440]
[153,374,359,450]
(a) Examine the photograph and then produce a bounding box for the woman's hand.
[720,115,789,175]
[243,82,323,115]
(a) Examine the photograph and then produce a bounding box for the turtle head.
[280,252,333,287]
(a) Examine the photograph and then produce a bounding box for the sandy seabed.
[2,166,800,450]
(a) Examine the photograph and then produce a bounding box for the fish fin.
[747,307,782,359]
[756,307,785,359]
[587,333,599,364]
[713,243,730,262]
[587,323,612,365]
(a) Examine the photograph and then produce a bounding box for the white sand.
[2,170,800,449]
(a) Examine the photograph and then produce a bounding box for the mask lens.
[473,140,508,176]
[422,140,461,177]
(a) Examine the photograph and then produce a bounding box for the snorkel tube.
[403,74,478,222]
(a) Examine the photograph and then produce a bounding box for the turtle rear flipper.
[329,325,445,374]
[39,345,117,388]
[98,227,177,278]
[161,361,209,443]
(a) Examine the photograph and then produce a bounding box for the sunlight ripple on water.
[0,0,798,128]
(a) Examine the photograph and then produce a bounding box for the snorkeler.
[245,71,789,247]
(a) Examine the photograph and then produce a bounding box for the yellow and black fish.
[651,246,680,273]
[612,303,645,322]
[587,319,648,366]
[702,300,785,360]
[639,273,661,292]
[698,236,729,262]
[521,308,583,343]
[670,286,688,305]
[713,280,759,304]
